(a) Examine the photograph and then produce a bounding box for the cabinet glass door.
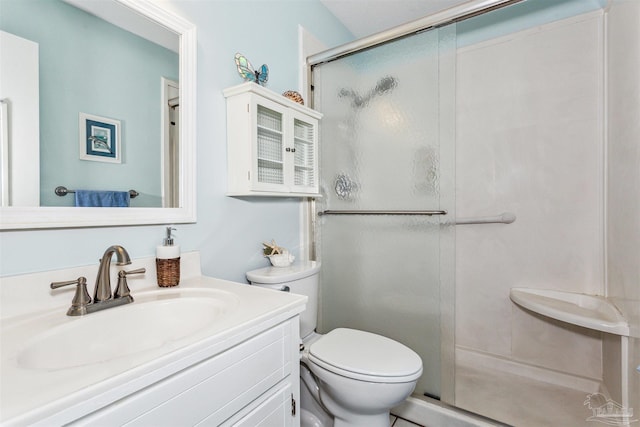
[292,117,316,190]
[256,105,284,186]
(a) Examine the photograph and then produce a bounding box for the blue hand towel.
[75,190,130,207]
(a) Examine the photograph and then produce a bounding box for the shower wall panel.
[605,0,640,409]
[455,11,604,383]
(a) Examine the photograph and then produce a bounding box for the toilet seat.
[308,328,422,383]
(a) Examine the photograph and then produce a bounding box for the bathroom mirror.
[0,0,196,229]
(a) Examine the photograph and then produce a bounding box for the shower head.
[338,75,397,109]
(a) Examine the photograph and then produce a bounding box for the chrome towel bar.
[317,209,517,225]
[55,186,139,199]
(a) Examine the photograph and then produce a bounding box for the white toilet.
[246,261,422,427]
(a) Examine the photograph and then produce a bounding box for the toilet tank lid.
[246,261,321,284]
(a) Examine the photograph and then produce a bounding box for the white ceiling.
[319,0,472,38]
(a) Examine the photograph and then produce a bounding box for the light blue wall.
[0,0,353,282]
[0,0,179,207]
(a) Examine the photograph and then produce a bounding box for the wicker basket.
[156,257,180,287]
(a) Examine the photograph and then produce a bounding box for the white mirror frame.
[0,0,196,230]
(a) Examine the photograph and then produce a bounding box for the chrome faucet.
[94,245,132,302]
[50,245,145,316]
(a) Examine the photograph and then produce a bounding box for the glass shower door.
[312,26,456,400]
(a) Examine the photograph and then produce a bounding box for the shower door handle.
[317,210,447,216]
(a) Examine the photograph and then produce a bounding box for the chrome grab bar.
[318,209,447,216]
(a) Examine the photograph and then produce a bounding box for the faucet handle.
[114,268,146,299]
[123,268,146,275]
[50,277,91,316]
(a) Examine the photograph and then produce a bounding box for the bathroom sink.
[1,267,308,426]
[15,288,239,371]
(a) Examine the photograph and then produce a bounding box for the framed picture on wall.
[79,113,121,163]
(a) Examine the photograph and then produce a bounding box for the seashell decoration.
[262,239,294,267]
[283,90,304,105]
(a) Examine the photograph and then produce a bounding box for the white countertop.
[0,252,306,426]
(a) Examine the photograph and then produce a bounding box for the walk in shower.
[309,0,638,426]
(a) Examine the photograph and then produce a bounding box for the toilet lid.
[308,328,422,383]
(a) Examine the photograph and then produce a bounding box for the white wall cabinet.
[224,83,322,197]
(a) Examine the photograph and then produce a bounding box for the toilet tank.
[246,261,320,339]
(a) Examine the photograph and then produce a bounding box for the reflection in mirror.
[0,0,196,229]
[1,0,179,208]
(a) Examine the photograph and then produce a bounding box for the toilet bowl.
[304,327,422,427]
[247,262,422,427]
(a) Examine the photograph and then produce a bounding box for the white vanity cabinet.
[224,82,322,197]
[69,317,300,427]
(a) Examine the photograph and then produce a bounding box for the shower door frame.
[303,0,524,405]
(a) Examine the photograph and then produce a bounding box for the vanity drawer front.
[206,381,292,427]
[72,322,291,426]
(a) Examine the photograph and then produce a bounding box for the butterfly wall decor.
[234,53,269,86]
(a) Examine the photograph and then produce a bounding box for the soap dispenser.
[156,226,180,287]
